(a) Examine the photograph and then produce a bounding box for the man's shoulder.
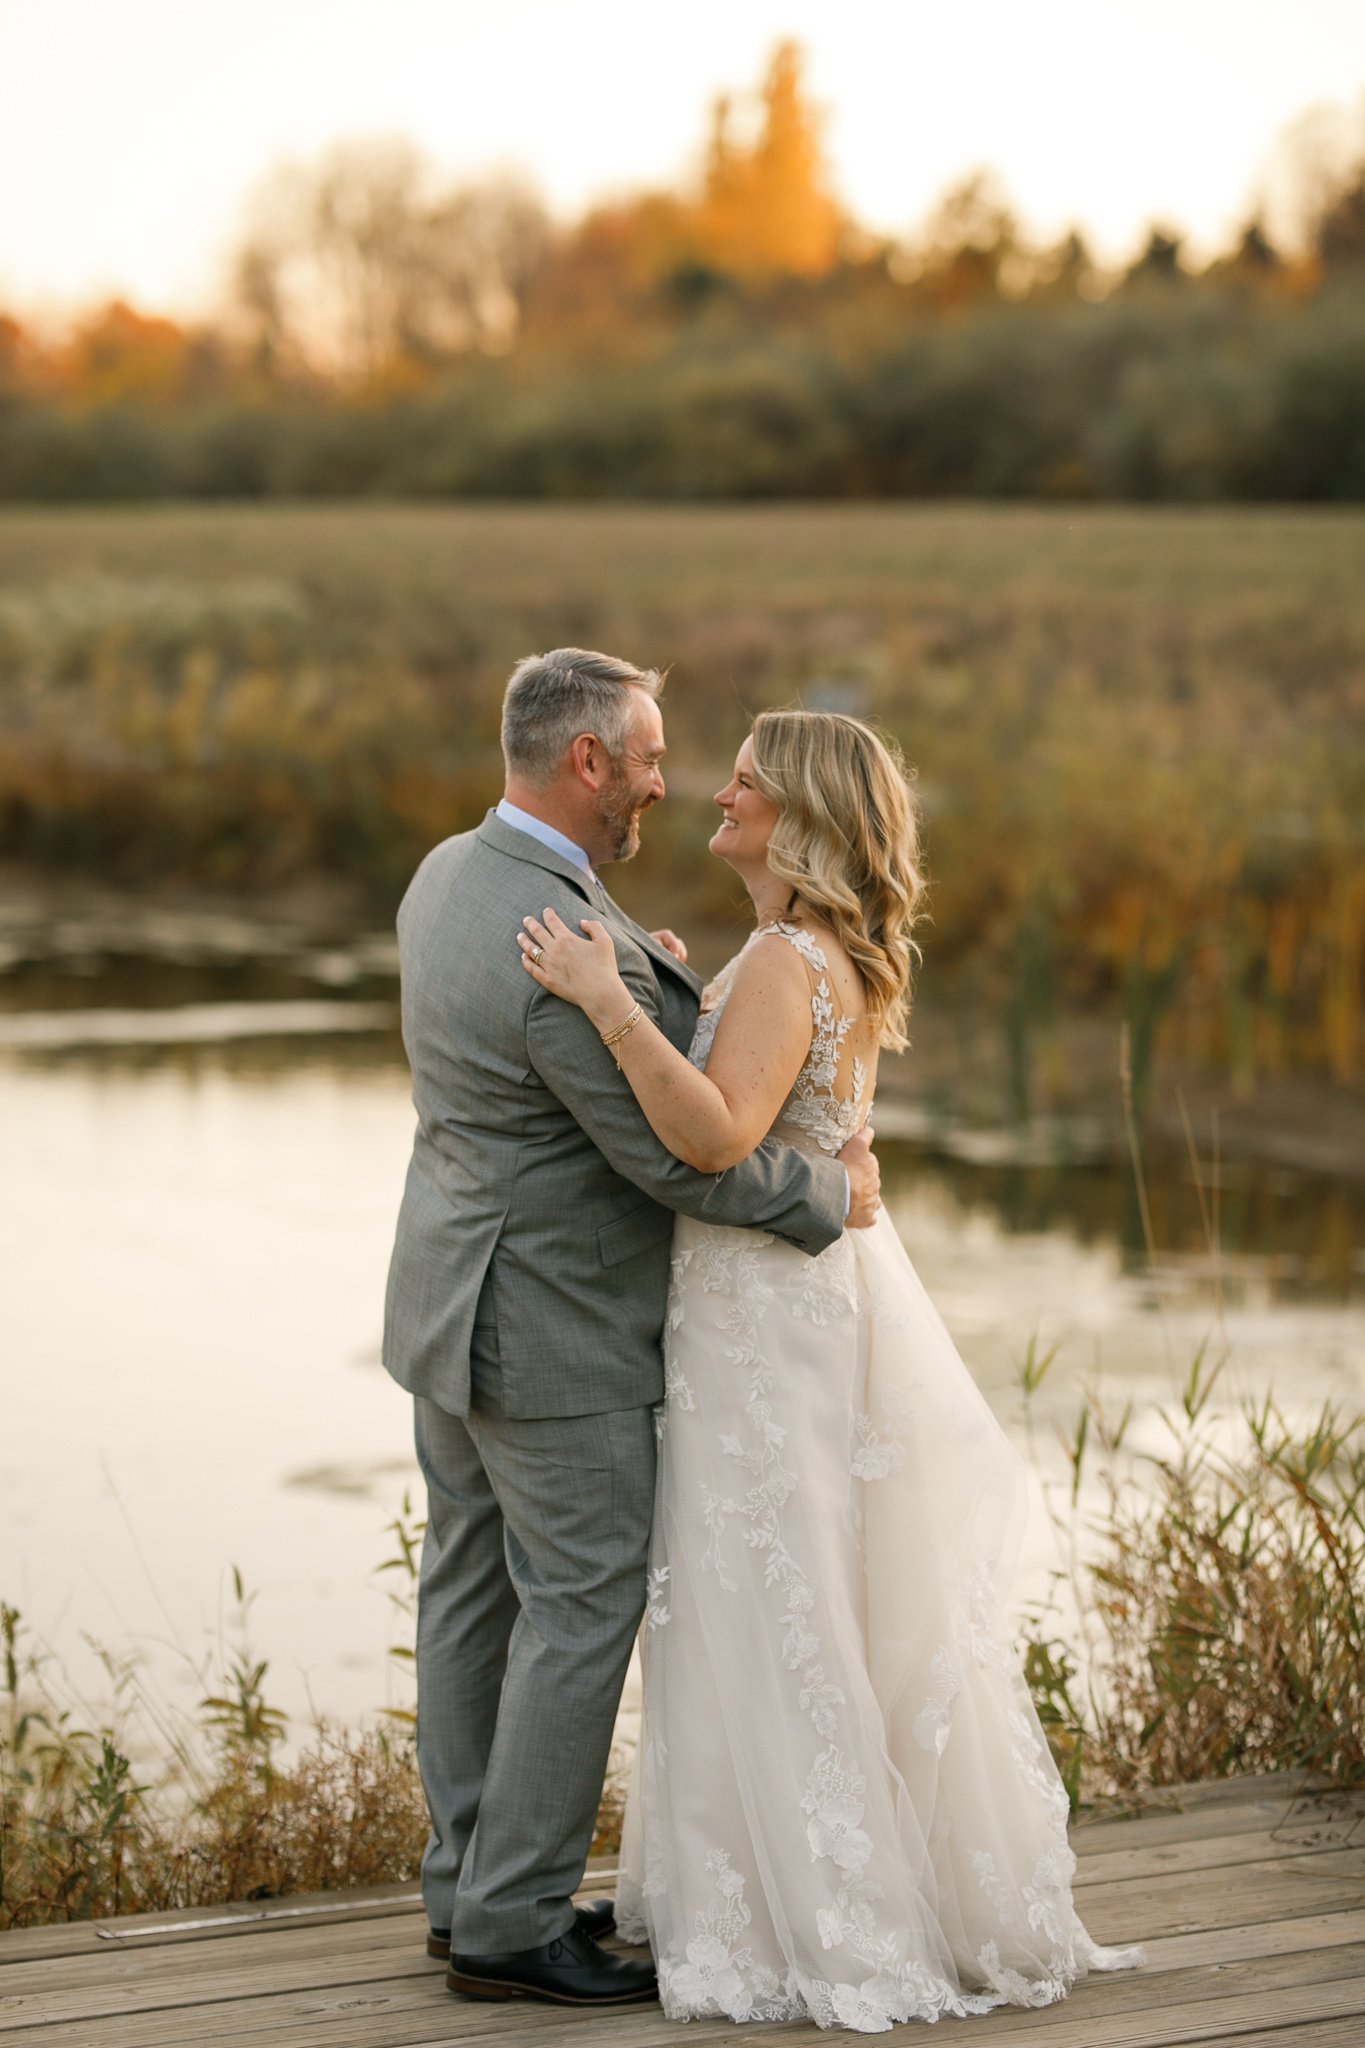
[405,820,524,900]
[401,824,474,895]
[401,820,596,938]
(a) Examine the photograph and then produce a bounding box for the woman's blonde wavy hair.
[749,709,925,1051]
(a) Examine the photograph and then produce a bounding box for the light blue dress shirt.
[494,798,851,1220]
[496,797,595,877]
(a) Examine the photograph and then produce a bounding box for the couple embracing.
[382,648,1140,2031]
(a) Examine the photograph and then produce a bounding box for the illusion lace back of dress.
[687,921,878,1158]
[617,921,1143,2031]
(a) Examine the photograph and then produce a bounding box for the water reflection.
[875,1131,1362,1307]
[2,946,1361,1731]
[6,989,1356,1307]
[0,941,398,1017]
[0,1000,397,1051]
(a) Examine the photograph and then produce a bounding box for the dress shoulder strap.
[754,920,828,975]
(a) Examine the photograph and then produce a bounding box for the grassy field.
[1,502,1362,1101]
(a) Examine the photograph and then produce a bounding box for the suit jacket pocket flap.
[597,1201,674,1268]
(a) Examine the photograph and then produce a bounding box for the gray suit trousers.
[413,1389,656,1951]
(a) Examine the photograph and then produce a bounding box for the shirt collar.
[495,798,595,878]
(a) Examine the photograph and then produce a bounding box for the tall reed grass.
[1020,1375,1365,1808]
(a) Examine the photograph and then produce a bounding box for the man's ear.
[569,732,609,790]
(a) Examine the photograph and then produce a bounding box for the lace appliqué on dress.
[623,921,1143,2031]
[659,1852,792,2023]
[688,922,873,1159]
[757,923,871,1157]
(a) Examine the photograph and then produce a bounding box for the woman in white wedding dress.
[516,710,1141,2032]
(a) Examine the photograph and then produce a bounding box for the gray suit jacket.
[382,811,847,1418]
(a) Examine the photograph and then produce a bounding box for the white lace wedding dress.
[616,923,1141,2031]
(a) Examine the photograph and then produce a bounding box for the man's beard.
[598,770,645,862]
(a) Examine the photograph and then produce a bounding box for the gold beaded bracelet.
[600,1001,644,1068]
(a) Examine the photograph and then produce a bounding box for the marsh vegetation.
[2,502,1362,1116]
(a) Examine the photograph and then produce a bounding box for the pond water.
[2,936,1362,1746]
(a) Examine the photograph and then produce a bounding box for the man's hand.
[840,1125,880,1229]
[650,928,689,964]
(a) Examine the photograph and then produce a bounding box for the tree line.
[2,45,1364,501]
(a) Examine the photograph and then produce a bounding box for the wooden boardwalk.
[2,1772,1363,2047]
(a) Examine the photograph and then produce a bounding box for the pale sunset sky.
[3,0,1365,317]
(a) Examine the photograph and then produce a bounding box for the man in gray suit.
[383,648,879,2007]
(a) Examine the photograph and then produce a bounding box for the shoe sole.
[446,1972,656,2006]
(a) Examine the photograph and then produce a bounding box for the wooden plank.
[0,1792,1329,1972]
[5,1777,1341,1970]
[339,1973,1365,2048]
[0,1891,618,2037]
[0,1928,429,2024]
[1170,2026,1365,2048]
[921,1980,1365,2048]
[10,1902,1365,2026]
[424,1977,1365,2048]
[0,1861,619,1968]
[1083,1769,1316,1816]
[1138,1906,1365,1973]
[1071,1786,1363,1859]
[0,1902,422,1975]
[8,1935,1365,2048]
[0,1917,430,1999]
[1078,1848,1365,1945]
[1074,1819,1365,1889]
[0,1973,536,2048]
[3,1914,1359,2037]
[914,1944,1365,2036]
[0,1875,626,2002]
[1070,1798,1290,1859]
[0,1886,420,1969]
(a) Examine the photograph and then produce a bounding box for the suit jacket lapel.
[477,812,702,1002]
[594,884,702,1000]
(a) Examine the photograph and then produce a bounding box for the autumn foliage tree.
[520,41,843,347]
[51,301,223,408]
[691,41,843,279]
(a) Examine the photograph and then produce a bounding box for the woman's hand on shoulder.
[517,905,633,1033]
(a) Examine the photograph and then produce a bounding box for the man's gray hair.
[501,647,663,787]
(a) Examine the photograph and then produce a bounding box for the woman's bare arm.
[518,908,813,1172]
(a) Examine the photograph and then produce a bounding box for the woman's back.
[689,920,880,1159]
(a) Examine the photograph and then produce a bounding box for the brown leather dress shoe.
[427,1896,615,1960]
[446,1922,657,2005]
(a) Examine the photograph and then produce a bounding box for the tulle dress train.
[616,924,1142,2030]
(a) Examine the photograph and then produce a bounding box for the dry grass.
[0,1528,623,1931]
[1022,1381,1365,1809]
[0,1580,429,1930]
